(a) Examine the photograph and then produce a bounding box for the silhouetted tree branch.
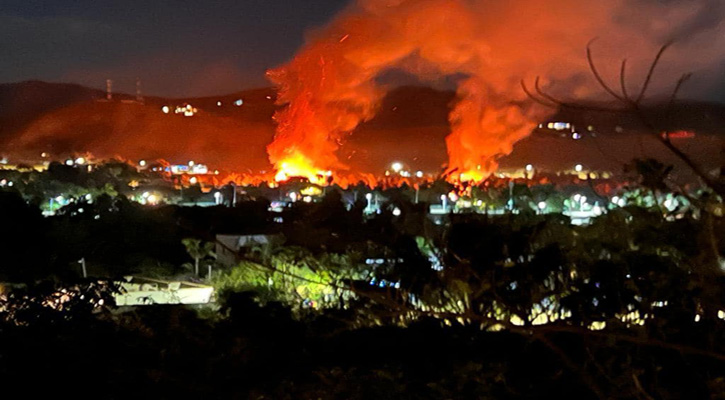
[522,40,724,196]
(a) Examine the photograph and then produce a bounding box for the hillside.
[0,81,722,175]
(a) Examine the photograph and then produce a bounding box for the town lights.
[365,193,373,212]
[391,162,403,173]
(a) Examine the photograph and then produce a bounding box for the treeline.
[1,185,724,398]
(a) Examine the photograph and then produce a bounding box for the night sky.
[0,0,349,97]
[2,0,725,102]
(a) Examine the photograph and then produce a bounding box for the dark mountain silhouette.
[0,81,722,176]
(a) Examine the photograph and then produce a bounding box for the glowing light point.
[162,106,170,114]
[188,160,195,167]
[537,201,547,210]
[139,160,146,167]
[189,176,198,184]
[574,164,583,172]
[415,171,423,178]
[65,159,74,166]
[391,162,403,173]
[525,164,533,172]
[392,207,401,216]
[75,157,85,165]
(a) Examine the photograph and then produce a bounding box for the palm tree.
[181,238,215,276]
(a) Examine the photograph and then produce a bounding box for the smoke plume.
[268,0,725,182]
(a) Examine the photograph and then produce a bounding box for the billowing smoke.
[268,0,725,182]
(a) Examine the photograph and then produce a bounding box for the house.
[216,234,284,267]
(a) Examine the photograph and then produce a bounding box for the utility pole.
[136,78,144,104]
[79,257,87,278]
[106,79,113,101]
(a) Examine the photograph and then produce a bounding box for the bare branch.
[635,41,673,103]
[632,373,656,400]
[537,334,607,400]
[667,72,693,111]
[587,38,626,102]
[619,59,630,101]
[522,78,627,113]
[534,76,566,105]
[520,79,559,109]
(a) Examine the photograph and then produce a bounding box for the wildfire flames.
[273,153,331,185]
[268,0,725,184]
[5,1,724,188]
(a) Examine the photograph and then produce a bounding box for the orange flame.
[273,152,332,185]
[266,0,719,188]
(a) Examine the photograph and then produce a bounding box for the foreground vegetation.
[1,166,723,397]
